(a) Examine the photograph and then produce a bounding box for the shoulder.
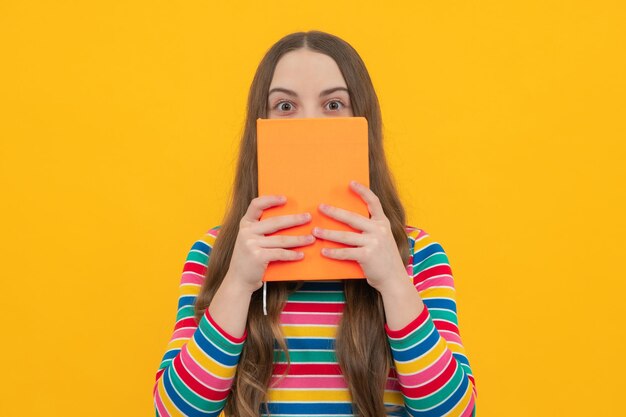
[188,225,222,256]
[404,224,449,262]
[404,225,454,291]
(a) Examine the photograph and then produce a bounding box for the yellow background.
[1,1,624,416]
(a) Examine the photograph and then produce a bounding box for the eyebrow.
[268,86,350,98]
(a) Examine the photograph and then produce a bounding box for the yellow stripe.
[407,227,424,240]
[201,233,217,246]
[447,342,468,356]
[282,325,338,338]
[394,337,448,375]
[180,284,201,297]
[266,388,407,406]
[268,388,351,402]
[156,376,185,416]
[383,389,405,405]
[420,287,456,299]
[447,381,475,416]
[166,338,189,351]
[411,234,435,252]
[186,341,237,379]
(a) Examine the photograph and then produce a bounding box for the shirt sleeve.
[153,227,247,417]
[384,228,477,417]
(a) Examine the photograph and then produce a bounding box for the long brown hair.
[193,30,410,417]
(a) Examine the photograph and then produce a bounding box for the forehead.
[269,48,347,91]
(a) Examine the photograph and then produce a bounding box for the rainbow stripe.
[153,226,477,416]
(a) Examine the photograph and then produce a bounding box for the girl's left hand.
[313,180,409,293]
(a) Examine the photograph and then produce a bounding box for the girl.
[153,30,477,417]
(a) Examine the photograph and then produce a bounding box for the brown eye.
[276,101,293,111]
[326,100,344,111]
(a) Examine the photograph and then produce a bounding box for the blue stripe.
[162,350,178,362]
[191,239,210,254]
[390,325,440,361]
[415,373,469,417]
[162,366,216,417]
[453,352,470,367]
[193,328,240,367]
[275,338,335,350]
[260,408,409,417]
[298,281,345,291]
[178,295,197,309]
[412,242,444,264]
[423,298,457,312]
[265,402,354,414]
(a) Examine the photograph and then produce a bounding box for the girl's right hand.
[224,195,316,294]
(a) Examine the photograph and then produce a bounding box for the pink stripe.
[181,272,204,285]
[154,379,172,417]
[280,312,341,326]
[270,375,348,389]
[154,370,164,385]
[179,344,234,391]
[417,276,454,290]
[397,348,453,386]
[268,375,402,390]
[469,375,476,391]
[171,327,195,340]
[386,377,401,390]
[461,393,476,417]
[439,330,462,344]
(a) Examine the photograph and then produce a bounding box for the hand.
[225,195,316,294]
[312,180,409,293]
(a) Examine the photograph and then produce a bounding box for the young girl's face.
[267,48,354,119]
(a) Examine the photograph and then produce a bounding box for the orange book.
[256,116,370,282]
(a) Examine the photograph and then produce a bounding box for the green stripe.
[260,404,406,417]
[261,415,357,417]
[387,317,436,351]
[167,364,226,412]
[186,249,208,265]
[403,362,465,410]
[158,359,172,371]
[274,350,338,363]
[176,305,195,322]
[428,308,459,326]
[414,252,449,275]
[198,314,245,355]
[287,292,345,302]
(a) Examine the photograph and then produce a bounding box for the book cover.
[256,116,370,281]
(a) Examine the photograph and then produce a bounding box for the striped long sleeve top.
[153,225,477,416]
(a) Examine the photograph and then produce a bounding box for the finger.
[258,233,315,248]
[349,180,386,221]
[321,246,362,261]
[262,248,304,262]
[254,212,311,235]
[243,195,286,224]
[313,228,364,247]
[318,203,370,231]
